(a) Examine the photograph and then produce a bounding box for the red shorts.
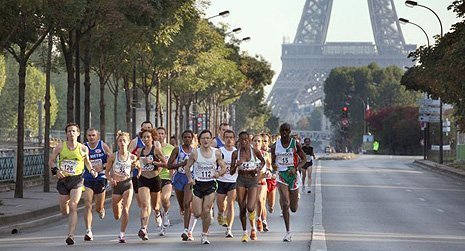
[266,178,277,193]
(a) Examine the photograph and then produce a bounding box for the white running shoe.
[159,226,166,236]
[201,234,210,244]
[225,228,233,238]
[84,229,93,241]
[283,232,292,242]
[162,213,170,227]
[181,229,189,241]
[155,213,162,228]
[98,208,105,219]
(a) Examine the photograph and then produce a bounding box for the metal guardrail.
[0,148,45,182]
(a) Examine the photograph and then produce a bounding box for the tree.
[401,1,465,129]
[0,54,5,93]
[0,1,50,198]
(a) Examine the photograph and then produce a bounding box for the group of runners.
[49,121,316,245]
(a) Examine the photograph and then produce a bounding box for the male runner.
[301,137,316,193]
[157,126,175,236]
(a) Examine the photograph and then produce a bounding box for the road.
[314,155,465,251]
[2,155,465,250]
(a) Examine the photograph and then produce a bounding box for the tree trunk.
[61,32,75,123]
[15,50,26,198]
[167,84,171,136]
[174,94,179,138]
[83,43,91,132]
[124,75,131,133]
[43,32,52,193]
[144,90,150,121]
[155,75,161,127]
[184,102,191,131]
[114,86,118,149]
[99,52,106,141]
[75,29,81,135]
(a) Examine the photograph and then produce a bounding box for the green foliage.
[401,1,465,130]
[309,107,323,131]
[0,54,5,94]
[0,56,58,132]
[324,63,421,151]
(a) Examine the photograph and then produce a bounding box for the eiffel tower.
[267,0,415,124]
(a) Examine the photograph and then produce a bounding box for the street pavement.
[318,155,465,251]
[2,155,465,250]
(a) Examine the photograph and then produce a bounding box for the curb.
[0,190,113,236]
[412,160,465,180]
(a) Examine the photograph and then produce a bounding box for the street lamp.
[241,37,251,42]
[399,18,430,47]
[207,10,230,20]
[405,0,444,163]
[399,17,430,160]
[225,27,242,35]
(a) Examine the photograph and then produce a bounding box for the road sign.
[419,107,440,115]
[419,115,440,123]
[419,98,440,106]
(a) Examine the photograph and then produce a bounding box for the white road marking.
[418,198,426,202]
[436,209,445,213]
[311,162,327,251]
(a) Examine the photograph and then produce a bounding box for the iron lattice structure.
[267,0,415,123]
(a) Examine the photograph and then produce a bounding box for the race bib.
[239,161,256,171]
[140,156,155,171]
[195,163,214,181]
[306,155,312,161]
[60,159,78,175]
[277,152,294,166]
[90,159,103,171]
[114,161,131,176]
[177,155,190,174]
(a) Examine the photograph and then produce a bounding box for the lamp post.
[226,27,242,35]
[207,10,230,20]
[399,17,430,160]
[405,0,444,163]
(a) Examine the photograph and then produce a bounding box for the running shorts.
[84,179,107,194]
[236,175,258,189]
[113,178,132,195]
[57,175,84,195]
[277,169,301,190]
[172,172,188,191]
[302,160,313,170]
[161,178,172,188]
[193,180,217,198]
[138,175,162,193]
[216,181,236,195]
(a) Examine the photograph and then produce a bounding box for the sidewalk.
[0,182,62,235]
[413,159,465,179]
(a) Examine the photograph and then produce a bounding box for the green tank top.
[159,143,175,180]
[59,142,86,176]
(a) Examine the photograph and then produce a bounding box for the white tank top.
[113,152,132,178]
[193,147,217,182]
[275,138,297,172]
[237,147,258,171]
[217,146,237,183]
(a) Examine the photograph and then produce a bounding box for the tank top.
[237,147,258,172]
[83,140,107,180]
[275,138,298,172]
[139,146,157,171]
[217,146,237,183]
[112,151,132,178]
[159,143,175,180]
[175,145,192,174]
[59,142,85,176]
[215,137,225,148]
[193,147,217,182]
[302,145,314,163]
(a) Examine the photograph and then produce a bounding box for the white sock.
[188,213,198,232]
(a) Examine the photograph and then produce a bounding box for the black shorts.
[193,180,217,198]
[138,175,162,193]
[161,178,172,188]
[236,175,258,189]
[84,179,107,194]
[132,176,139,194]
[216,181,236,195]
[113,178,132,195]
[56,175,84,195]
[302,161,313,170]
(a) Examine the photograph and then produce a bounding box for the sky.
[204,0,462,97]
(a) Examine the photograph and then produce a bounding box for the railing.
[0,147,46,182]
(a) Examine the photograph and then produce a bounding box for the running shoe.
[241,232,249,242]
[267,205,274,214]
[256,219,263,232]
[217,214,225,226]
[201,234,210,244]
[138,228,149,241]
[283,232,292,242]
[98,208,105,219]
[65,236,74,245]
[155,212,163,228]
[159,226,166,236]
[118,235,126,243]
[162,213,170,227]
[187,231,194,241]
[225,228,234,238]
[250,229,257,240]
[181,229,189,241]
[84,229,93,241]
[262,220,269,232]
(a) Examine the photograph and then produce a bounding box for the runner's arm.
[215,150,227,177]
[229,150,238,175]
[167,147,180,169]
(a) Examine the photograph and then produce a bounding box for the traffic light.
[342,106,348,117]
[341,106,349,128]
